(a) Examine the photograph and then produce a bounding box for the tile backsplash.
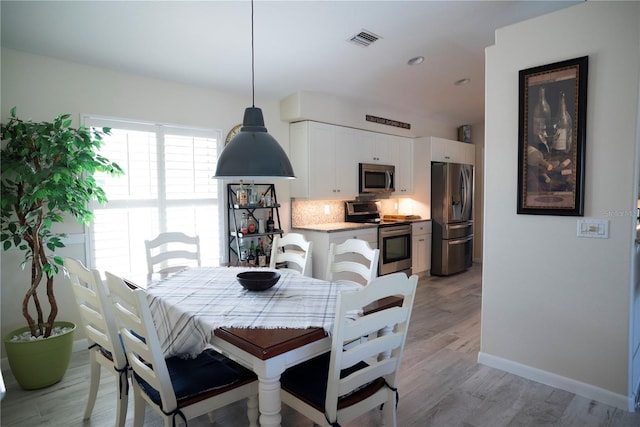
[291,198,412,227]
[291,200,345,226]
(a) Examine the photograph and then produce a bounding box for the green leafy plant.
[1,107,123,338]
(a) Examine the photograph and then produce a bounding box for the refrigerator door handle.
[449,235,474,245]
[461,167,469,219]
[447,222,472,230]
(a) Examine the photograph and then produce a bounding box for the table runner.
[145,267,359,358]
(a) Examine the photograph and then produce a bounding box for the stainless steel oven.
[378,223,412,276]
[345,200,412,277]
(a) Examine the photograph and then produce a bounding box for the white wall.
[480,2,640,410]
[0,48,293,352]
[280,90,456,139]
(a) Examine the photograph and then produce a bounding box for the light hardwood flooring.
[2,263,640,426]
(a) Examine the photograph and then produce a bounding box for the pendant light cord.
[251,0,255,108]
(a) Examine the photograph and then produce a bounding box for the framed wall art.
[517,56,588,216]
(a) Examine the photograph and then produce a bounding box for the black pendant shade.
[213,0,295,180]
[214,107,295,179]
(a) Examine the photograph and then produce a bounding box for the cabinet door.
[412,221,432,274]
[462,142,476,166]
[289,122,310,198]
[412,234,430,274]
[430,136,475,165]
[329,228,378,249]
[308,123,337,199]
[430,137,459,163]
[372,133,392,164]
[358,130,392,164]
[393,136,414,195]
[334,127,358,198]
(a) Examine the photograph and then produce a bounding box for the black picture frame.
[517,56,588,216]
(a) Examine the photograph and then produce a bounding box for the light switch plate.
[577,219,609,239]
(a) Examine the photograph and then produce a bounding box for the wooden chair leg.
[381,390,397,427]
[132,386,146,427]
[83,352,100,420]
[115,369,128,427]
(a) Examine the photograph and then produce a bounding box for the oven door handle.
[379,226,412,238]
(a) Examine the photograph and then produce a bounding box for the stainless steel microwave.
[359,163,395,194]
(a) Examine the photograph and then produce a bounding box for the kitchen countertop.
[292,222,378,233]
[293,218,430,233]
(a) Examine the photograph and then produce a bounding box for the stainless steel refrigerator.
[431,162,473,276]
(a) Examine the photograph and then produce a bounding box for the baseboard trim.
[478,352,630,411]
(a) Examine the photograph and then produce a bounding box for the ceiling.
[1,1,580,126]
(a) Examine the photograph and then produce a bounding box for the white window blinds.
[83,116,223,274]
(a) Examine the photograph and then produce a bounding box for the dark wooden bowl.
[236,271,281,291]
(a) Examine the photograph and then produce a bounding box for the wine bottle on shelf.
[238,237,246,261]
[265,242,271,265]
[266,211,275,232]
[257,238,267,267]
[551,91,573,153]
[532,86,551,152]
[247,240,256,265]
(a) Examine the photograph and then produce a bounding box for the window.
[83,115,223,274]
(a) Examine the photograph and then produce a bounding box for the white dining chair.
[325,238,380,287]
[269,232,313,277]
[64,258,129,427]
[280,272,418,427]
[145,231,201,274]
[105,271,259,427]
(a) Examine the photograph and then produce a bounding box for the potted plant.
[1,107,122,389]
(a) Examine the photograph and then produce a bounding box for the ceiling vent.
[348,29,381,47]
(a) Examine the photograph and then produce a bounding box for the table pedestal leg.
[258,375,282,427]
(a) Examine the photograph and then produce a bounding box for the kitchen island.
[292,222,378,281]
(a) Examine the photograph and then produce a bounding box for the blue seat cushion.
[133,348,256,407]
[280,352,385,412]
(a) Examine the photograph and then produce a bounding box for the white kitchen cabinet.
[392,136,414,195]
[429,136,475,165]
[289,121,358,199]
[300,227,378,281]
[290,121,416,200]
[412,220,432,275]
[358,131,393,164]
[462,142,475,165]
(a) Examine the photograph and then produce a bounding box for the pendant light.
[214,0,295,180]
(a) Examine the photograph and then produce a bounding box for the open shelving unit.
[227,183,283,263]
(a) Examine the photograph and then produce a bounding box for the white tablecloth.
[146,267,359,358]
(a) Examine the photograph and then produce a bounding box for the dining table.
[124,265,399,427]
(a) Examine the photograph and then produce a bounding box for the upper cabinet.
[290,121,414,200]
[428,136,475,165]
[359,132,393,164]
[290,121,358,200]
[391,135,414,195]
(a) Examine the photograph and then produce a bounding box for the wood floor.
[2,263,640,426]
